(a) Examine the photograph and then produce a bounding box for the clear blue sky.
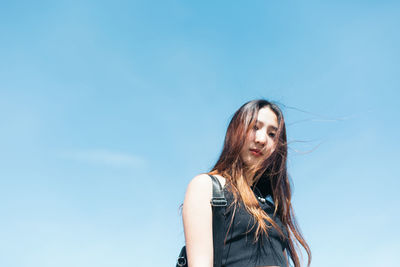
[1,1,399,266]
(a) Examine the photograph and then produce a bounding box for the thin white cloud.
[60,149,147,168]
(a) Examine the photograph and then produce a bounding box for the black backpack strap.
[208,174,227,267]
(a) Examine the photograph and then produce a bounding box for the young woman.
[182,99,311,267]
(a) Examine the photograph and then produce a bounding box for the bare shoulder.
[186,173,226,192]
[184,174,226,206]
[188,173,213,187]
[182,174,214,217]
[185,173,213,198]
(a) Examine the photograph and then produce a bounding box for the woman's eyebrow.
[256,120,278,131]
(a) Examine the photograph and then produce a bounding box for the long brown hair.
[208,99,311,267]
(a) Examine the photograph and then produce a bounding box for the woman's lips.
[249,149,262,156]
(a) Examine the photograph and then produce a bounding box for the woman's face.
[240,106,279,167]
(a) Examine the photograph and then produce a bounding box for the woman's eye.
[269,133,276,137]
[253,125,259,130]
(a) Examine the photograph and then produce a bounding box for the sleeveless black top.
[221,182,289,267]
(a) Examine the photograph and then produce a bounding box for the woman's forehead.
[256,107,278,129]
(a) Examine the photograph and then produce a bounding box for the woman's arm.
[182,174,213,267]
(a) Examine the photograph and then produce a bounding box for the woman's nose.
[255,131,267,145]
